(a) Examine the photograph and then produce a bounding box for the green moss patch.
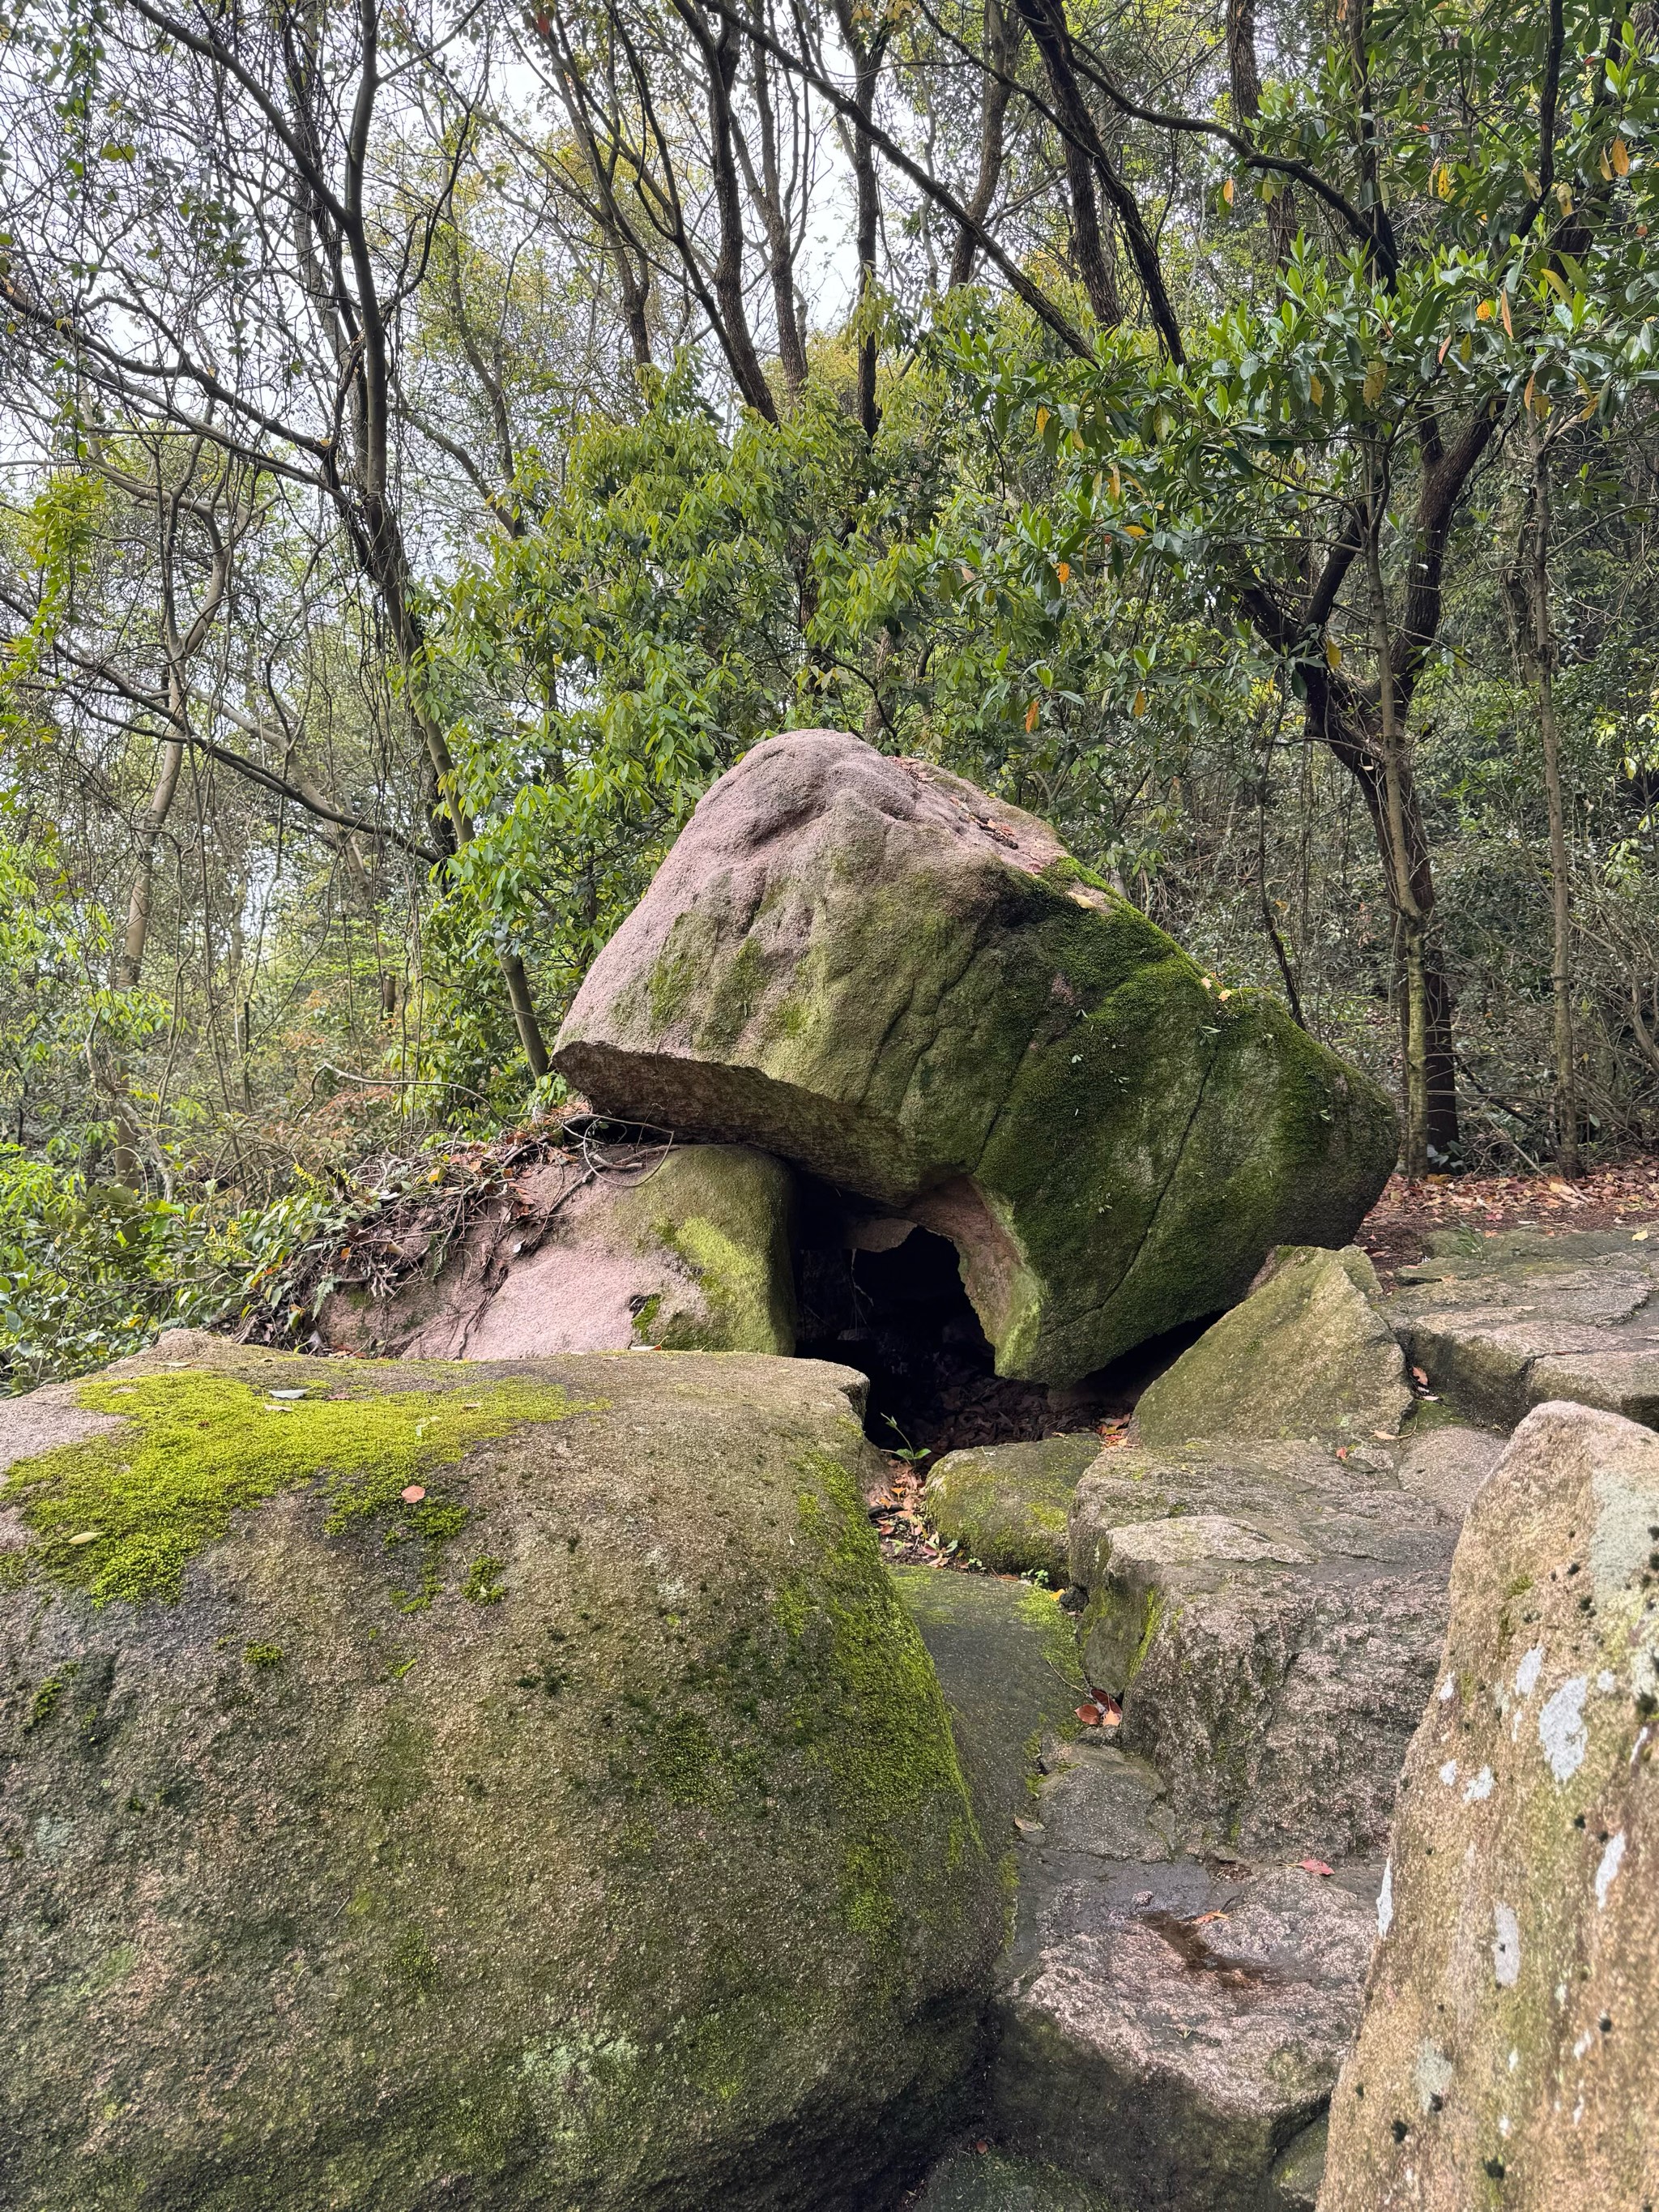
[2,1369,592,1608]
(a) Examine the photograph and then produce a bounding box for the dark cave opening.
[792,1181,1213,1460]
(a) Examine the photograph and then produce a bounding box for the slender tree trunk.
[748,13,808,393]
[949,0,1019,289]
[109,732,186,1184]
[1365,494,1430,1176]
[1515,433,1577,1172]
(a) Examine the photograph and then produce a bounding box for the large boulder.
[1135,1248,1413,1449]
[0,1336,998,2212]
[552,732,1397,1386]
[322,1142,797,1360]
[1320,1402,1659,2211]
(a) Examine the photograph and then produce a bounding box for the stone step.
[1384,1225,1659,1432]
[1068,1437,1456,1861]
[987,1737,1376,2212]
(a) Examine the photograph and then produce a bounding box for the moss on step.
[1,1369,591,1608]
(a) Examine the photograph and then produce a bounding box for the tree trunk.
[1366,518,1429,1176]
[948,0,1019,290]
[1514,433,1577,1173]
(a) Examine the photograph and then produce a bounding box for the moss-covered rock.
[0,1335,997,2212]
[1321,1402,1659,2212]
[553,732,1397,1386]
[322,1142,796,1361]
[922,1435,1102,1582]
[1133,1245,1413,1447]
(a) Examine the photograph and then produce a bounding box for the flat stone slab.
[1069,1440,1456,1859]
[1385,1226,1659,1431]
[992,1826,1375,2212]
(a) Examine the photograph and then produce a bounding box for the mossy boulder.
[0,1334,997,2212]
[322,1142,797,1361]
[1321,1403,1659,2211]
[922,1434,1102,1581]
[1133,1245,1412,1448]
[552,732,1397,1386]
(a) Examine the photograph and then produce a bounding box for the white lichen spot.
[1463,1766,1495,1803]
[1508,2048,1519,2073]
[1539,1676,1589,1783]
[1573,2031,1595,2060]
[1414,2040,1454,2115]
[1378,1859,1394,1938]
[1492,1902,1521,1988]
[1498,2114,1512,2139]
[1556,1983,1568,2009]
[1595,1830,1627,1910]
[1439,1758,1459,1787]
[1439,1674,1456,1703]
[1515,1645,1545,1698]
[1597,1670,1617,1693]
[1632,1725,1651,1768]
[1573,2095,1585,2125]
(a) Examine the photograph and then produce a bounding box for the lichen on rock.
[1320,1401,1659,2210]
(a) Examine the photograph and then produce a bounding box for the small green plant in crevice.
[242,1642,284,1670]
[0,1368,597,1607]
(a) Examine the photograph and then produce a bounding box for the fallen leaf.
[401,1484,427,1504]
[1373,1431,1399,1441]
[1299,1857,1334,1877]
[1412,1365,1429,1386]
[1076,1704,1104,1726]
[1634,1229,1650,1242]
[67,1531,102,1546]
[1191,1909,1228,1924]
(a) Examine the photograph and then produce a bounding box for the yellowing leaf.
[1325,638,1342,669]
[1056,561,1071,584]
[1435,163,1454,200]
[1310,374,1324,404]
[1222,177,1235,206]
[1363,358,1388,406]
[1035,406,1050,433]
[1476,298,1495,321]
[1124,522,1145,537]
[1500,290,1514,337]
[1026,699,1040,732]
[1555,181,1574,215]
[1131,688,1148,717]
[1109,463,1122,499]
[1614,136,1631,177]
[1459,331,1472,363]
[1601,146,1615,181]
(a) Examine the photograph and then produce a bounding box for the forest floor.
[1357,1161,1659,1290]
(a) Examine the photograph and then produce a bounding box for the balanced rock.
[0,1336,996,2212]
[322,1142,796,1360]
[1321,1402,1659,2210]
[1069,1440,1456,1859]
[553,731,1397,1386]
[1135,1245,1412,1448]
[923,1433,1103,1580]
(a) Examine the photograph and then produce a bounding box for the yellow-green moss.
[1,1370,595,1608]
